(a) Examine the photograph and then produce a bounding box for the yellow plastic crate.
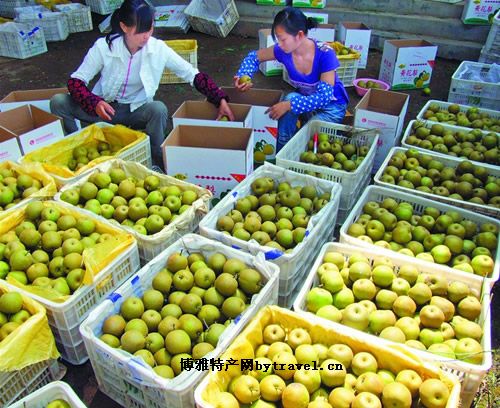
[161,39,198,84]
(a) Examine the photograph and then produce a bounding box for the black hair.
[271,6,318,41]
[106,0,155,49]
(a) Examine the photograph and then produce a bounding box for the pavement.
[0,12,497,408]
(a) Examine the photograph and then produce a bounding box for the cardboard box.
[256,0,286,5]
[154,5,190,33]
[354,89,409,171]
[462,0,500,25]
[0,105,64,155]
[308,24,335,42]
[258,29,283,77]
[0,130,23,162]
[304,12,329,24]
[162,125,253,199]
[293,0,326,9]
[0,87,67,112]
[172,101,252,129]
[337,22,371,69]
[221,87,284,160]
[378,39,438,90]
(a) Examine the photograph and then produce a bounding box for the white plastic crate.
[293,242,492,408]
[2,201,141,365]
[194,306,461,408]
[0,0,35,18]
[448,61,500,109]
[375,147,500,219]
[10,381,86,408]
[478,47,500,64]
[415,99,500,128]
[0,22,47,59]
[20,123,152,188]
[55,158,212,264]
[15,9,69,42]
[184,0,239,38]
[483,9,500,56]
[401,119,500,166]
[199,162,342,307]
[80,233,280,408]
[85,0,123,15]
[339,185,500,288]
[161,39,198,84]
[54,3,93,33]
[0,360,60,407]
[275,119,379,221]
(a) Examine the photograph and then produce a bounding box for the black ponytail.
[105,0,154,49]
[272,6,315,40]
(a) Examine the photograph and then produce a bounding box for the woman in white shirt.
[50,0,234,166]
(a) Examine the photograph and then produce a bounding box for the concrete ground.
[0,13,498,407]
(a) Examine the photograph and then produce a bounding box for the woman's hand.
[216,98,235,121]
[233,76,253,92]
[96,101,115,121]
[265,101,291,120]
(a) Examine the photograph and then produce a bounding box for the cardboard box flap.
[387,39,436,49]
[172,101,251,122]
[0,105,59,136]
[340,22,369,30]
[356,89,409,116]
[165,125,252,150]
[0,88,67,103]
[222,87,283,107]
[0,126,16,140]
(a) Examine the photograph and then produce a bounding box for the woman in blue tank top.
[234,7,349,152]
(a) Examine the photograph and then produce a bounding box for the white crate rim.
[198,162,342,263]
[339,185,500,286]
[292,241,492,374]
[374,146,500,218]
[54,158,212,245]
[9,381,86,408]
[276,119,380,178]
[80,233,280,391]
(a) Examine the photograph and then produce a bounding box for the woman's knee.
[49,93,72,113]
[148,101,168,119]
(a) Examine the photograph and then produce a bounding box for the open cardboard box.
[354,88,409,171]
[221,87,283,159]
[258,29,283,77]
[0,104,64,155]
[337,22,372,68]
[162,125,253,199]
[172,101,252,129]
[378,39,438,90]
[0,129,23,162]
[0,87,67,112]
[308,24,336,42]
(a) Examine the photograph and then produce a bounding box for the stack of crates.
[15,5,69,41]
[54,3,92,33]
[0,0,36,19]
[479,9,500,63]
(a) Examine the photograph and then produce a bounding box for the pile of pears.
[357,80,383,90]
[305,250,485,365]
[405,121,499,165]
[100,251,266,379]
[45,399,71,408]
[421,103,500,132]
[346,198,497,277]
[299,133,370,173]
[0,291,31,342]
[67,142,122,171]
[0,167,45,211]
[60,169,200,236]
[215,178,330,252]
[0,201,121,296]
[211,321,452,408]
[380,149,500,208]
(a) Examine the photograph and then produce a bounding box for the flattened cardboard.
[337,22,371,69]
[378,39,438,90]
[162,125,254,199]
[0,87,67,112]
[221,87,284,159]
[0,105,64,154]
[172,101,252,129]
[354,89,409,171]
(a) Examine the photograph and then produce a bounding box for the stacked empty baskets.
[15,6,69,41]
[54,3,93,33]
[0,21,47,59]
[0,0,36,19]
[479,10,500,63]
[85,0,123,15]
